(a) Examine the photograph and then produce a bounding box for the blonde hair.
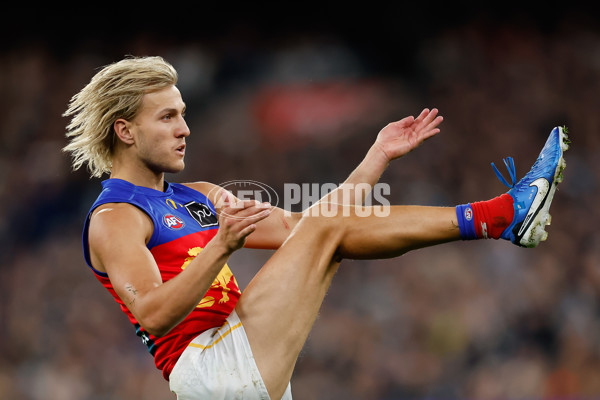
[63,55,178,178]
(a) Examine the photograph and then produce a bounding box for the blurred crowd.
[1,11,599,400]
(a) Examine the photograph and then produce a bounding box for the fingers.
[218,194,272,227]
[215,193,272,251]
[391,108,441,130]
[414,108,443,137]
[238,223,259,239]
[216,189,269,213]
[223,202,272,223]
[395,115,415,128]
[415,108,431,122]
[416,108,441,126]
[217,188,235,210]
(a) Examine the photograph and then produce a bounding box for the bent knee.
[290,205,347,246]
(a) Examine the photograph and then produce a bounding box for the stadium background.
[1,4,599,399]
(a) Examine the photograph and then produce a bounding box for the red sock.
[470,193,515,239]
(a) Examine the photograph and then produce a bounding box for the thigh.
[236,213,344,398]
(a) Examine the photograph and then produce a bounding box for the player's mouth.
[175,143,186,156]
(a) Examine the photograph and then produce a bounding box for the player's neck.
[110,163,166,192]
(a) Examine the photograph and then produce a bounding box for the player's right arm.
[88,198,270,337]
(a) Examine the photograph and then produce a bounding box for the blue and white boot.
[492,126,570,248]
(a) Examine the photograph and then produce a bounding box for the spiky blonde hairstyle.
[63,56,178,178]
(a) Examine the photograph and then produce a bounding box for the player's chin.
[164,160,186,174]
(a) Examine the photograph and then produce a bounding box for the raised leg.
[235,204,459,399]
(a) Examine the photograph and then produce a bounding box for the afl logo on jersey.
[163,214,185,230]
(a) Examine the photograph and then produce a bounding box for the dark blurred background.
[1,3,599,399]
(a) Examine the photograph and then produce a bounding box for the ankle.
[456,194,515,240]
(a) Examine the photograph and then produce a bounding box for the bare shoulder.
[89,203,153,244]
[88,203,154,273]
[90,202,150,222]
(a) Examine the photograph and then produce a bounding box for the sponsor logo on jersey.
[166,198,183,210]
[185,201,219,228]
[163,214,185,230]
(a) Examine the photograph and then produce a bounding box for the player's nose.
[176,118,190,138]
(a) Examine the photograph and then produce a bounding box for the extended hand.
[374,108,443,162]
[214,190,272,252]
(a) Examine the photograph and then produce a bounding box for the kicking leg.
[237,124,569,398]
[236,204,459,399]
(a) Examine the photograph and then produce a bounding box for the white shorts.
[169,311,292,399]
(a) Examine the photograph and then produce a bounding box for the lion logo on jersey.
[180,247,240,308]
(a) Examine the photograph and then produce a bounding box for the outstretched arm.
[193,109,443,250]
[321,108,443,206]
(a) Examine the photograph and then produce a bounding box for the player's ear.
[114,118,135,145]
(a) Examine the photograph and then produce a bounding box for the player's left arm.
[185,181,301,250]
[186,110,442,250]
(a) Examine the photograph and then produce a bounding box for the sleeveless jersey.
[82,178,241,380]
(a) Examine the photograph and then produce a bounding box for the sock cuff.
[456,203,477,240]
